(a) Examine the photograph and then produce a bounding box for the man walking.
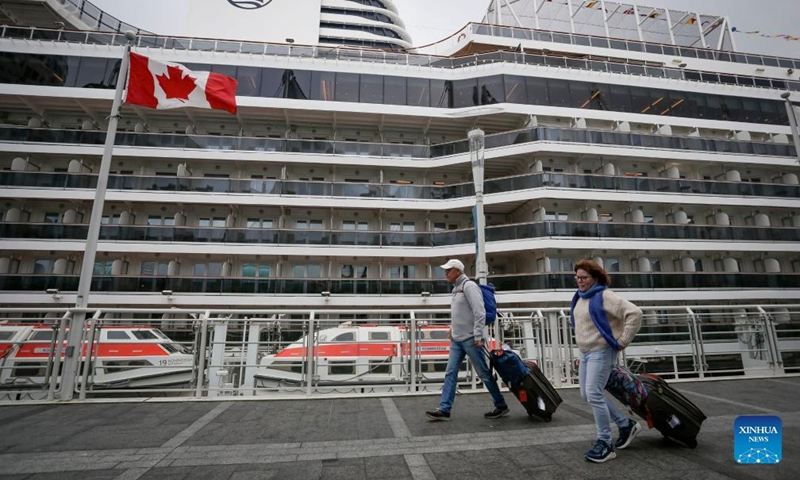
[425,259,509,421]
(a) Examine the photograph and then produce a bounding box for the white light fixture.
[161,290,173,296]
[321,291,331,297]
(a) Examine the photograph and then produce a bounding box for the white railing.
[0,304,798,403]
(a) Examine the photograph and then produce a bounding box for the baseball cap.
[439,259,465,271]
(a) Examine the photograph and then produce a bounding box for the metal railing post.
[194,311,210,398]
[305,312,315,396]
[756,306,784,372]
[409,312,417,392]
[79,310,103,400]
[47,311,72,401]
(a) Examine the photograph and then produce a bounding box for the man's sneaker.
[425,409,451,421]
[585,439,616,463]
[484,406,510,419]
[615,419,642,450]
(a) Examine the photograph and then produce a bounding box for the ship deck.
[0,376,797,480]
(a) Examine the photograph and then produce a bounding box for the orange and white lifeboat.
[253,323,498,388]
[0,324,193,395]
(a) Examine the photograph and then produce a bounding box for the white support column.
[599,0,611,39]
[664,9,677,46]
[469,129,488,284]
[695,12,707,48]
[632,5,644,42]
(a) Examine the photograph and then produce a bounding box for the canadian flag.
[125,52,238,114]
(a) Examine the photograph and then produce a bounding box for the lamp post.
[781,92,800,164]
[58,31,136,401]
[469,128,488,285]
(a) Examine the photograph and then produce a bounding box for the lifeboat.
[0,324,193,397]
[253,323,499,389]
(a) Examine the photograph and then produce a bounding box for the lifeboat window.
[329,361,356,375]
[270,361,303,373]
[0,332,14,341]
[368,332,389,341]
[132,330,158,340]
[104,360,151,374]
[31,330,55,341]
[332,332,355,342]
[13,362,47,377]
[161,343,186,354]
[106,331,131,340]
[425,330,449,340]
[368,360,391,374]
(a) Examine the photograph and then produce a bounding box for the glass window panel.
[258,68,284,97]
[609,84,631,112]
[548,79,571,107]
[360,74,383,104]
[478,75,503,105]
[384,75,406,105]
[452,78,478,108]
[237,66,262,96]
[310,71,335,101]
[504,75,527,104]
[335,72,359,102]
[630,87,651,113]
[243,264,256,277]
[525,76,549,105]
[409,77,430,107]
[33,259,53,274]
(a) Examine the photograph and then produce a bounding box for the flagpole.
[59,30,136,401]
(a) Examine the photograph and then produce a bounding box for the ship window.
[199,217,226,228]
[160,343,186,354]
[335,72,359,102]
[13,362,46,377]
[104,360,150,374]
[94,261,113,275]
[343,220,369,230]
[270,361,303,373]
[33,259,54,275]
[194,262,223,277]
[329,361,356,375]
[426,330,449,340]
[0,332,14,341]
[369,332,389,341]
[31,330,54,341]
[141,261,169,276]
[368,360,391,374]
[43,212,60,223]
[243,264,271,278]
[247,218,274,229]
[132,330,158,340]
[106,331,130,340]
[332,332,355,342]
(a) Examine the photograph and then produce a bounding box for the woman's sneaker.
[585,439,616,463]
[615,419,642,450]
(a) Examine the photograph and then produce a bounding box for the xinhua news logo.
[734,415,782,464]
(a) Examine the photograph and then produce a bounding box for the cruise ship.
[0,0,799,399]
[1,0,799,311]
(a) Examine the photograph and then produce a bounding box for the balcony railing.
[2,23,798,94]
[2,170,798,202]
[2,221,799,245]
[2,272,799,294]
[1,124,795,161]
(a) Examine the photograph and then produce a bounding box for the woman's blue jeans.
[438,337,507,412]
[579,346,630,444]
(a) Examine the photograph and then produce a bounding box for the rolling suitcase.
[486,347,562,421]
[637,373,706,449]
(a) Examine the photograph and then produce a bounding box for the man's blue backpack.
[474,281,497,324]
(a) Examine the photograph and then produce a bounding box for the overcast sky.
[90,0,799,58]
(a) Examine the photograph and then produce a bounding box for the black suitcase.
[508,360,563,422]
[637,373,707,448]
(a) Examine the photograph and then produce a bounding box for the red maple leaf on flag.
[156,65,197,101]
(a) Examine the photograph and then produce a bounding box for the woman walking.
[570,258,643,463]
